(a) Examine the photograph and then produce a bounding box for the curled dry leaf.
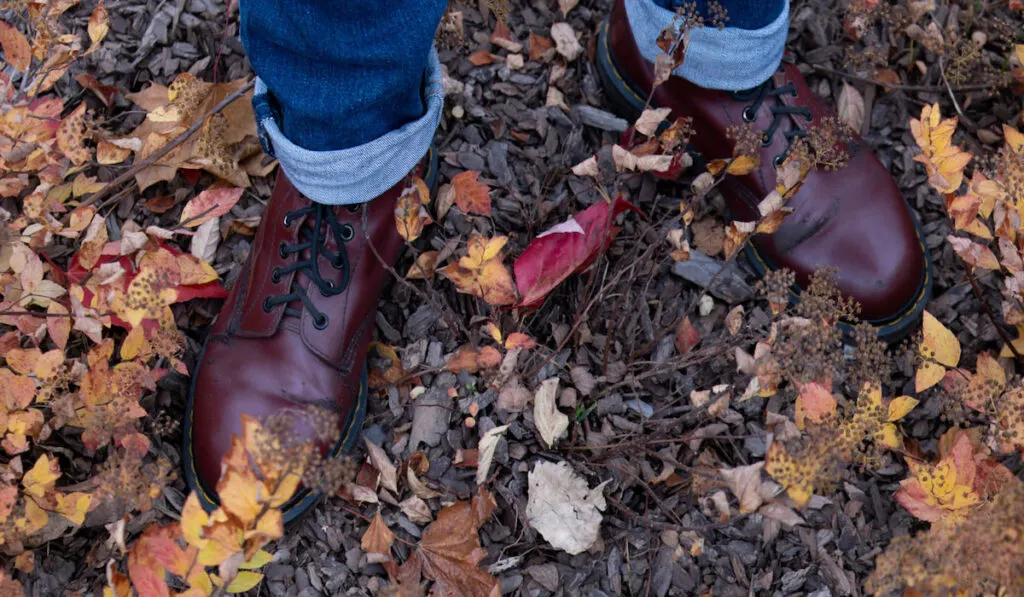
[364,438,398,495]
[837,83,865,133]
[634,107,672,138]
[526,461,608,555]
[549,22,582,61]
[719,462,777,514]
[395,177,433,242]
[406,251,439,280]
[534,378,568,448]
[476,424,509,484]
[725,305,744,335]
[947,235,1000,270]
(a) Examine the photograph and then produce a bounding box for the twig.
[811,64,997,93]
[76,79,256,213]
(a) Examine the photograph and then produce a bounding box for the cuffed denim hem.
[625,0,789,91]
[252,47,444,205]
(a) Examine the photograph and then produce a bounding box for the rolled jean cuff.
[625,0,789,91]
[252,47,444,205]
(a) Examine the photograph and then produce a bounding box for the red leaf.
[674,317,700,354]
[75,74,120,108]
[513,197,642,308]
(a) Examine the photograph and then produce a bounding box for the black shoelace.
[261,204,358,330]
[731,74,814,167]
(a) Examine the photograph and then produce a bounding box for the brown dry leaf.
[837,83,865,133]
[0,21,31,72]
[725,305,744,335]
[438,235,517,306]
[724,221,756,260]
[635,107,672,138]
[400,496,433,525]
[667,229,690,262]
[534,378,568,448]
[361,511,395,556]
[395,177,432,242]
[364,438,398,494]
[451,171,491,216]
[528,32,555,62]
[408,488,499,597]
[526,460,607,555]
[558,0,580,16]
[468,51,502,66]
[691,217,725,256]
[719,462,775,514]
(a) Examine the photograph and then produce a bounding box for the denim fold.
[625,0,790,90]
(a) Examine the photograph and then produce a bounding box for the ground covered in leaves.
[4,0,1024,595]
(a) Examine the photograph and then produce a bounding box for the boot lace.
[730,72,814,167]
[261,204,359,330]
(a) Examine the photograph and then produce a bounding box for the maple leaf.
[451,171,491,216]
[513,197,641,308]
[895,431,1011,523]
[439,235,517,306]
[402,487,499,597]
[916,311,961,392]
[394,177,432,242]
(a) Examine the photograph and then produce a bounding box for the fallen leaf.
[916,311,961,392]
[550,22,582,61]
[634,107,672,138]
[513,197,641,308]
[88,0,109,44]
[476,425,509,484]
[526,461,607,555]
[180,188,244,228]
[837,83,865,133]
[451,171,491,216]
[361,511,395,556]
[794,381,838,429]
[445,345,502,373]
[439,235,517,306]
[720,462,775,514]
[947,235,1000,270]
[364,438,398,495]
[0,21,31,72]
[533,378,568,448]
[674,317,701,354]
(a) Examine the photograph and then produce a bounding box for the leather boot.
[597,0,932,340]
[184,150,436,521]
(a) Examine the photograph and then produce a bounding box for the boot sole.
[594,18,933,343]
[182,146,439,524]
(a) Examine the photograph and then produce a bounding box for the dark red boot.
[597,0,931,340]
[184,149,436,522]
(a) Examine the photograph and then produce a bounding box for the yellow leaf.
[181,493,209,548]
[225,571,263,593]
[55,492,91,525]
[1005,124,1024,154]
[921,311,960,367]
[22,454,59,499]
[726,154,759,176]
[876,423,902,450]
[887,396,919,421]
[439,235,517,306]
[239,549,274,570]
[216,469,263,526]
[915,360,946,392]
[88,0,109,44]
[394,177,432,242]
[22,498,49,535]
[120,324,146,360]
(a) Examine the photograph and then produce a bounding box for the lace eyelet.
[282,215,292,227]
[322,280,335,293]
[278,243,288,258]
[760,134,772,147]
[773,155,784,167]
[271,267,282,284]
[345,204,361,214]
[742,106,757,122]
[803,112,814,122]
[313,314,329,330]
[339,224,355,242]
[262,297,273,313]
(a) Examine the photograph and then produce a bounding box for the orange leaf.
[445,345,502,373]
[504,332,536,350]
[794,381,837,429]
[0,21,31,72]
[179,187,244,228]
[361,511,395,555]
[947,235,999,270]
[468,51,502,66]
[451,171,491,216]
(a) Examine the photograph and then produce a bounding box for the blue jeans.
[240,0,787,204]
